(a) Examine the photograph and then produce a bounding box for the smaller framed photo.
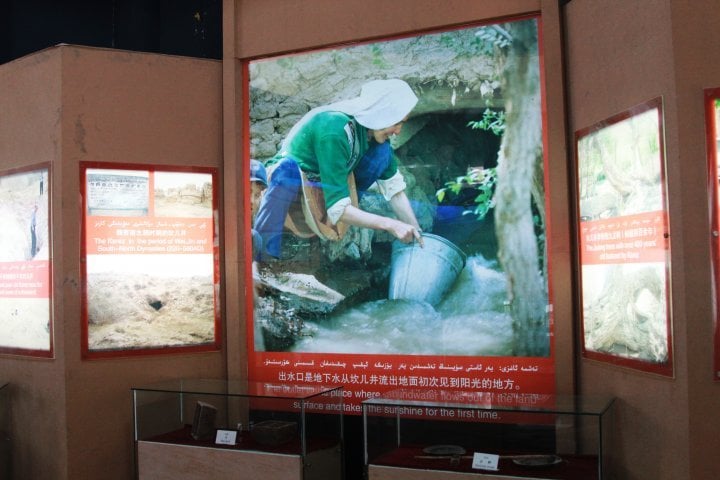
[80,162,221,359]
[215,429,239,446]
[0,163,53,358]
[575,97,673,376]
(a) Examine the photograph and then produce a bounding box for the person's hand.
[387,219,424,247]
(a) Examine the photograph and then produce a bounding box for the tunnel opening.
[396,109,503,259]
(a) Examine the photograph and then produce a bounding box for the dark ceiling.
[0,0,221,65]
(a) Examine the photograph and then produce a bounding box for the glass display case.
[132,379,343,480]
[363,389,615,480]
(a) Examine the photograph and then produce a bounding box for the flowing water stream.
[291,254,513,356]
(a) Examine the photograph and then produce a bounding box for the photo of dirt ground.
[0,168,50,351]
[86,263,215,351]
[0,297,50,351]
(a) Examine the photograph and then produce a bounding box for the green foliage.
[371,45,390,69]
[467,109,505,136]
[439,33,458,50]
[434,24,514,58]
[436,168,498,220]
[533,212,546,271]
[436,108,504,221]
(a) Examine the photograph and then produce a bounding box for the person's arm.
[338,192,423,246]
[388,190,424,247]
[388,190,420,229]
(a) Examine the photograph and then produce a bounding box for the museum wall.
[0,47,69,480]
[0,46,226,479]
[1,1,716,479]
[565,0,720,479]
[234,0,541,57]
[667,2,720,477]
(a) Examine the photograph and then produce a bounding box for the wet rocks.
[258,269,345,315]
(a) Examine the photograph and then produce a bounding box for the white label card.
[472,452,500,471]
[215,429,238,445]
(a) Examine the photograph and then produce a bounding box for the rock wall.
[249,26,505,161]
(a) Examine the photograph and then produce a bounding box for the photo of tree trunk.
[576,99,672,373]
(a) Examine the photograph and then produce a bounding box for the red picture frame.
[80,162,221,359]
[705,88,720,381]
[575,97,674,376]
[244,14,557,414]
[0,163,53,358]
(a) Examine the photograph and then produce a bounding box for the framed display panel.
[575,97,673,376]
[80,163,221,359]
[0,164,52,357]
[245,14,556,414]
[705,87,720,380]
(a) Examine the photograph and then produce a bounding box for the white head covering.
[281,79,418,151]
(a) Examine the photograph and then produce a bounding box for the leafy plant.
[533,212,546,271]
[467,108,505,136]
[436,167,498,220]
[371,45,390,69]
[436,106,504,221]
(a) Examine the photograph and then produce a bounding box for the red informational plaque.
[0,164,52,357]
[575,97,673,376]
[80,163,221,358]
[245,15,556,414]
[705,88,720,381]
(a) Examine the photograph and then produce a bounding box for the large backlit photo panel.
[246,16,554,411]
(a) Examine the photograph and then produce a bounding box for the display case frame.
[362,389,615,480]
[131,379,344,480]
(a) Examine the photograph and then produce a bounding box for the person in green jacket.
[254,78,423,260]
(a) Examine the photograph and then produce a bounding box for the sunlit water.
[291,254,513,356]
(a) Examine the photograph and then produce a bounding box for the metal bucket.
[388,233,467,306]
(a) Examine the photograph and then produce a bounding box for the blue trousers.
[254,141,392,259]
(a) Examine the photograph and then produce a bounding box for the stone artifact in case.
[191,401,217,440]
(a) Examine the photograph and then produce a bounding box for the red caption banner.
[85,218,213,255]
[0,261,50,298]
[580,211,667,265]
